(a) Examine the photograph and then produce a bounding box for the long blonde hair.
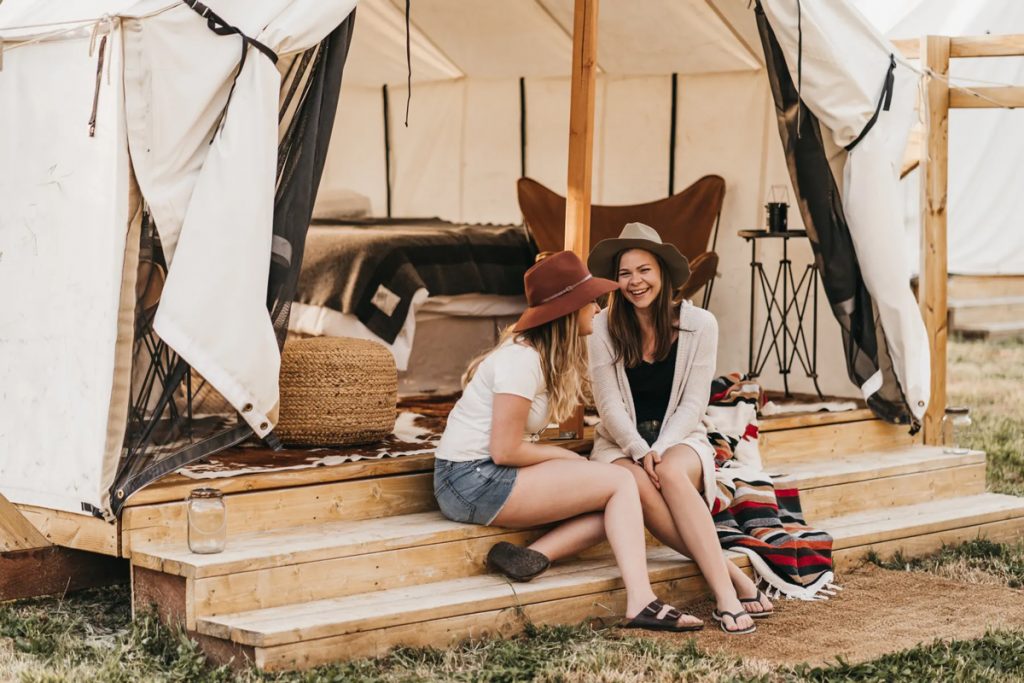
[463,311,589,424]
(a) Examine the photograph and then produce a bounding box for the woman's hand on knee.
[642,450,662,490]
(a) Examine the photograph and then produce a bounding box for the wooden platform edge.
[1,547,127,602]
[209,512,1024,670]
[0,493,50,551]
[16,503,119,557]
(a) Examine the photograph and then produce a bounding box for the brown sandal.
[622,600,704,632]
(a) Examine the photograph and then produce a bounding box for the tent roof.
[343,0,764,87]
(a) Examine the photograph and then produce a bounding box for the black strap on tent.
[383,84,393,217]
[519,77,527,179]
[845,54,897,152]
[404,0,412,126]
[668,73,678,195]
[181,0,278,136]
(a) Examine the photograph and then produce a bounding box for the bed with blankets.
[289,218,536,392]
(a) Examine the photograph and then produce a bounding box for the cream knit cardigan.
[588,300,718,507]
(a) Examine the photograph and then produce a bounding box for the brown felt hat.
[513,251,618,332]
[587,222,691,287]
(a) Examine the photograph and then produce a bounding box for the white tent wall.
[0,23,138,515]
[320,64,858,398]
[0,0,358,517]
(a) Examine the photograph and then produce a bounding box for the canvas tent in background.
[0,0,927,520]
[872,0,1024,276]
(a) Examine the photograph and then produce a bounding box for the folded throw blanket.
[298,220,535,344]
[706,374,836,600]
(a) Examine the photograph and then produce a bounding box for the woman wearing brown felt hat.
[433,250,705,632]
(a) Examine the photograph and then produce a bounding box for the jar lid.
[187,487,224,500]
[944,406,970,416]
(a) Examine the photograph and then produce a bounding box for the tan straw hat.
[587,222,691,288]
[513,251,618,332]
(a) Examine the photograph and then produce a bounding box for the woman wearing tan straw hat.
[434,250,705,632]
[586,223,772,635]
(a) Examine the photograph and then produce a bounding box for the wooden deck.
[17,407,1024,669]
[110,408,1024,670]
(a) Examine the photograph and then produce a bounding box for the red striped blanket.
[706,375,836,599]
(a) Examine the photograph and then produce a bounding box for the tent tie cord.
[181,0,279,140]
[87,16,115,137]
[844,53,896,152]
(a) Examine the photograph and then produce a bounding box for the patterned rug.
[176,395,455,480]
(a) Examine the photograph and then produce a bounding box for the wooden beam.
[950,86,1024,109]
[0,493,49,551]
[1,547,125,602]
[919,35,951,446]
[560,0,599,439]
[952,33,1024,58]
[563,0,599,256]
[891,38,919,60]
[893,33,1024,60]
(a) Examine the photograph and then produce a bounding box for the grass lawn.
[2,338,1023,682]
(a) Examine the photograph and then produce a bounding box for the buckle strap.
[845,54,897,152]
[181,0,279,138]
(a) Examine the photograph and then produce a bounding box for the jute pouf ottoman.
[275,337,397,447]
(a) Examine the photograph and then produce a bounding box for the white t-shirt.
[435,342,550,462]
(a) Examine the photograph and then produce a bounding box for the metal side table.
[738,229,823,398]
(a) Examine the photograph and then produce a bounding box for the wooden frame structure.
[891,34,1024,444]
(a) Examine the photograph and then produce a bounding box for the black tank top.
[625,338,678,424]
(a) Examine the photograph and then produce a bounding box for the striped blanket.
[706,375,836,599]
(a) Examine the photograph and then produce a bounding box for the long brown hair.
[607,250,680,368]
[463,311,589,424]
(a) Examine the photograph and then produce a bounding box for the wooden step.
[122,415,924,557]
[759,416,917,463]
[772,447,985,521]
[192,492,1024,669]
[130,447,980,623]
[121,471,436,556]
[947,275,1024,300]
[954,319,1024,341]
[949,295,1024,328]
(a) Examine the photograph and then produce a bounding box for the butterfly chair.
[517,175,725,309]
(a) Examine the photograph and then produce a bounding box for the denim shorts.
[434,457,518,525]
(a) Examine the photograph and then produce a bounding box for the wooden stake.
[919,35,950,446]
[0,493,49,552]
[560,0,599,439]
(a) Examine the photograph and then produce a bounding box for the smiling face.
[616,249,663,311]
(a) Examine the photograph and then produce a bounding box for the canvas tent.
[879,0,1024,276]
[0,0,928,519]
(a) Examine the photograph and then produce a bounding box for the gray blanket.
[297,220,535,343]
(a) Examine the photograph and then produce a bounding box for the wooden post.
[560,0,599,439]
[0,493,49,552]
[563,0,599,256]
[919,35,950,445]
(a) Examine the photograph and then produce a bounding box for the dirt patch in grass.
[654,564,1024,668]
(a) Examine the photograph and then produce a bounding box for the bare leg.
[527,512,605,562]
[654,446,754,631]
[613,459,773,616]
[493,459,698,625]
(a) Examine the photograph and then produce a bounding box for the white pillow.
[312,189,372,221]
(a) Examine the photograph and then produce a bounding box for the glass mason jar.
[187,488,227,554]
[941,407,972,455]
